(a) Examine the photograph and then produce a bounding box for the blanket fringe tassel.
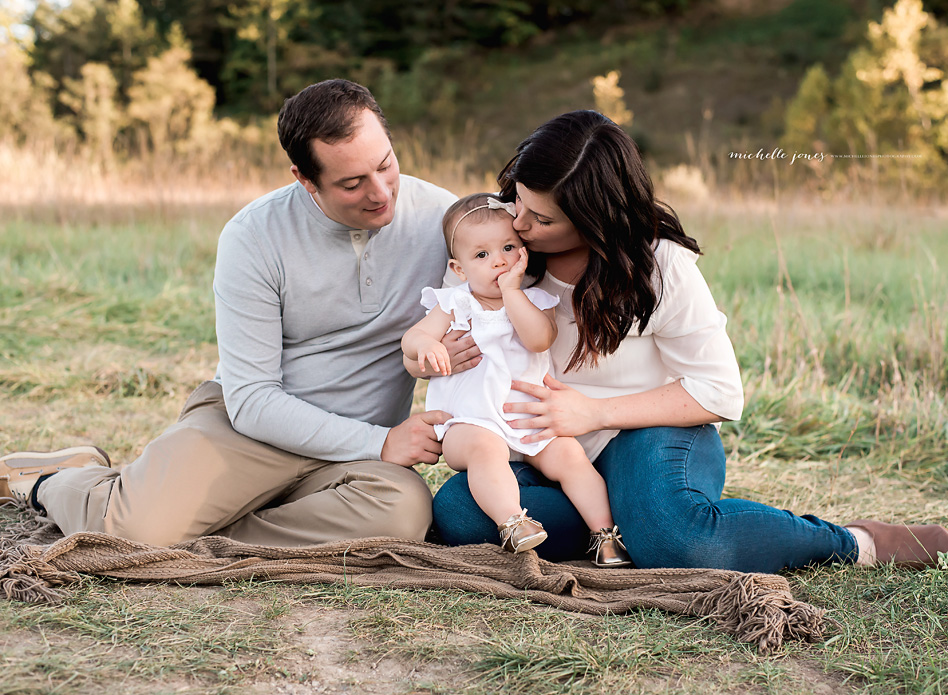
[0,500,79,604]
[0,544,78,604]
[689,573,825,654]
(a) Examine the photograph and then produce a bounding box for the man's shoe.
[846,519,948,569]
[0,446,112,503]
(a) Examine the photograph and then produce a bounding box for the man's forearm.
[225,382,390,462]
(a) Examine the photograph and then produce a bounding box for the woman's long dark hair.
[499,110,700,372]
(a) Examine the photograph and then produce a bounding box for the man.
[0,79,461,547]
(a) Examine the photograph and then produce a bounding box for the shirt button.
[363,253,369,260]
[365,278,373,286]
[353,233,362,240]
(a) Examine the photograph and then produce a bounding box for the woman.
[431,110,948,573]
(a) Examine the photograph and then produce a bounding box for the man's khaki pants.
[37,381,433,547]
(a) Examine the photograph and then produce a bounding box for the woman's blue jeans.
[432,425,858,573]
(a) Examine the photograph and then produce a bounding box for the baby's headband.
[448,197,517,257]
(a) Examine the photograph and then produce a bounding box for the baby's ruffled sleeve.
[523,287,560,311]
[420,286,473,331]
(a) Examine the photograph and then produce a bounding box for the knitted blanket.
[0,502,825,654]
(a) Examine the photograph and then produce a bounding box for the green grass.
[7,562,947,694]
[1,195,947,693]
[0,572,291,694]
[0,218,218,360]
[685,200,948,478]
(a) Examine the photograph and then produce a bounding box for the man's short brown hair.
[277,79,391,187]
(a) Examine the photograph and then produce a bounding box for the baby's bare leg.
[526,437,614,532]
[442,424,521,525]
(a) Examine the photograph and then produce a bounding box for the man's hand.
[381,410,451,466]
[443,329,482,373]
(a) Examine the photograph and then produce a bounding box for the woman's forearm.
[506,376,725,443]
[596,381,721,430]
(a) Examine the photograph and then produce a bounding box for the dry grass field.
[1,184,947,694]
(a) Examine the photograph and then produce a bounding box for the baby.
[401,193,632,566]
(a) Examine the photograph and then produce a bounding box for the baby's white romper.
[421,283,560,456]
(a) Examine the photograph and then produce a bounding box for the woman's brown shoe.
[846,519,948,569]
[498,509,547,553]
[589,526,633,567]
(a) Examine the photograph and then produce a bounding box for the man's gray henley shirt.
[213,176,455,462]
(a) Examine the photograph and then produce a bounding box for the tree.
[856,0,944,133]
[61,62,122,166]
[28,0,158,109]
[105,0,158,93]
[592,70,633,127]
[0,3,61,144]
[28,0,103,93]
[782,0,948,188]
[127,26,216,158]
[228,0,292,108]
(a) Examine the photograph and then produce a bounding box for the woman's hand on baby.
[504,374,601,443]
[497,247,529,293]
[418,337,451,375]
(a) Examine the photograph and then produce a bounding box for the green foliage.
[220,2,332,111]
[782,0,948,190]
[0,42,59,144]
[0,6,65,145]
[781,64,830,154]
[4,0,934,184]
[923,0,948,18]
[127,27,217,158]
[17,0,701,119]
[679,0,855,67]
[224,0,297,110]
[61,62,122,165]
[218,0,546,113]
[28,0,160,107]
[105,0,159,93]
[356,47,467,125]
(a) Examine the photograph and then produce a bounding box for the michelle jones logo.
[729,148,823,165]
[729,148,922,165]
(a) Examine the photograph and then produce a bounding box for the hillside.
[402,0,878,177]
